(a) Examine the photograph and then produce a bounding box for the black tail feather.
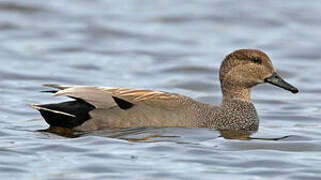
[40,90,58,93]
[36,99,95,129]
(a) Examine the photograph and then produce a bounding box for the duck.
[30,49,298,132]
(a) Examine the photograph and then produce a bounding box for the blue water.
[1,0,321,179]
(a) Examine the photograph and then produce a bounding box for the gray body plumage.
[77,97,259,131]
[80,99,259,131]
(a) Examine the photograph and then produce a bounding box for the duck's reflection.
[218,129,255,140]
[219,129,290,141]
[39,126,290,142]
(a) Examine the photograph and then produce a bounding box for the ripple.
[1,0,321,180]
[0,1,45,13]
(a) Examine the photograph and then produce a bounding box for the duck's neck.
[221,86,251,103]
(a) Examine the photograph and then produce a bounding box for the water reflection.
[218,129,290,141]
[2,0,321,179]
[219,129,255,140]
[39,126,290,142]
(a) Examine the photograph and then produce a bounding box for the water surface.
[1,0,321,179]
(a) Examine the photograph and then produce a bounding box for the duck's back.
[32,85,215,131]
[77,87,220,131]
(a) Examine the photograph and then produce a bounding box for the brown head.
[219,49,298,102]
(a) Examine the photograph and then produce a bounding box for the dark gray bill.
[264,73,299,94]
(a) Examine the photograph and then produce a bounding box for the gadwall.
[31,49,298,132]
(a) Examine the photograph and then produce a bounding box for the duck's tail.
[29,99,95,129]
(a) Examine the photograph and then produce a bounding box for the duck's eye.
[251,57,261,63]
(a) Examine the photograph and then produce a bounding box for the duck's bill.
[264,73,299,94]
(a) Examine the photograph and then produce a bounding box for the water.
[1,0,321,179]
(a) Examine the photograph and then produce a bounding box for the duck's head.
[219,49,298,101]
